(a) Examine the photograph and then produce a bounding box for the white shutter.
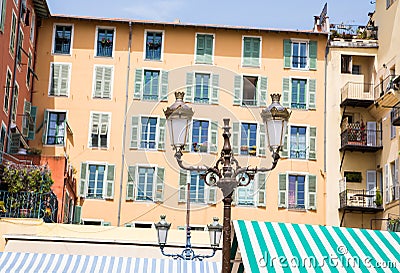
[232,122,240,155]
[158,118,166,151]
[185,72,194,102]
[179,170,188,202]
[307,175,317,210]
[160,70,168,101]
[207,186,217,204]
[385,164,389,204]
[126,166,136,201]
[211,74,219,104]
[130,116,139,148]
[257,173,266,207]
[210,121,218,154]
[79,163,87,197]
[278,173,287,208]
[104,164,115,199]
[155,167,165,202]
[233,75,242,105]
[258,123,266,156]
[258,76,268,106]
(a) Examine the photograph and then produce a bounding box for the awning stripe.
[237,220,258,273]
[367,229,399,269]
[254,222,278,273]
[278,223,305,273]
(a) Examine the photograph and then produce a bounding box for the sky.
[46,0,375,30]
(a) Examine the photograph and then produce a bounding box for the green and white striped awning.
[232,220,400,273]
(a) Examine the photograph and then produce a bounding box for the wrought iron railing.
[341,123,382,148]
[97,42,113,57]
[339,189,381,209]
[0,191,58,223]
[341,82,374,102]
[374,74,400,99]
[330,23,378,40]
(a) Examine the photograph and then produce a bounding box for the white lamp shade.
[167,118,190,147]
[209,229,222,248]
[157,228,169,245]
[266,119,287,148]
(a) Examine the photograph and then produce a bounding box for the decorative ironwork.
[339,189,381,209]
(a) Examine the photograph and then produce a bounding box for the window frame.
[242,75,259,107]
[94,26,116,58]
[194,72,211,104]
[4,67,12,115]
[282,77,316,110]
[241,35,262,68]
[9,11,17,56]
[11,82,19,122]
[291,39,309,70]
[189,171,206,204]
[26,50,32,88]
[52,23,74,55]
[44,110,68,146]
[92,64,114,99]
[279,172,317,210]
[142,69,161,101]
[240,122,258,156]
[283,123,316,160]
[88,111,111,149]
[194,32,215,65]
[48,62,72,97]
[136,165,157,202]
[143,29,164,61]
[190,119,211,153]
[139,116,159,150]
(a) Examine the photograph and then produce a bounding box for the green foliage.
[375,190,383,206]
[344,171,362,182]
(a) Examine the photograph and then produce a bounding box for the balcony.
[339,189,384,212]
[374,75,400,108]
[341,82,375,107]
[0,191,58,222]
[330,24,378,40]
[340,123,382,152]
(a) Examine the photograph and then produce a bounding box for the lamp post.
[163,92,290,273]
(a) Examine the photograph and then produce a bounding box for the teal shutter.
[79,163,87,197]
[42,110,48,144]
[211,74,219,104]
[196,34,205,63]
[22,101,31,137]
[73,206,82,224]
[179,170,188,202]
[282,78,290,108]
[257,173,266,207]
[210,121,218,154]
[160,70,168,101]
[105,164,115,199]
[308,175,317,210]
[258,76,268,106]
[155,167,165,202]
[134,69,142,99]
[243,37,260,66]
[309,41,317,70]
[258,123,266,156]
[232,122,240,155]
[27,106,37,140]
[283,39,292,68]
[126,166,136,201]
[130,116,139,148]
[308,126,317,160]
[158,118,166,151]
[278,173,287,208]
[0,0,6,32]
[233,75,242,105]
[9,133,20,154]
[183,122,191,152]
[280,124,289,158]
[185,72,194,102]
[207,186,217,204]
[308,79,316,110]
[204,35,213,64]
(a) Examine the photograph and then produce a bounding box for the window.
[281,125,317,160]
[278,173,317,210]
[4,69,11,114]
[341,55,352,74]
[53,25,72,54]
[0,0,6,32]
[130,116,166,151]
[390,110,396,139]
[30,13,35,42]
[242,36,261,67]
[283,40,317,70]
[79,162,115,199]
[179,170,217,204]
[195,34,213,64]
[9,12,17,55]
[49,63,71,97]
[145,31,163,60]
[184,72,219,104]
[233,75,268,107]
[11,83,18,122]
[96,27,114,57]
[282,78,316,110]
[126,165,165,202]
[89,112,110,148]
[236,173,266,207]
[93,65,113,99]
[43,111,66,145]
[232,122,266,157]
[0,124,6,162]
[191,120,209,153]
[16,27,23,64]
[133,69,168,101]
[26,52,32,86]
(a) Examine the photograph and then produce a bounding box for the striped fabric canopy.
[0,252,221,273]
[233,220,400,273]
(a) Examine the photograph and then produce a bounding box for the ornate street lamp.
[163,92,290,272]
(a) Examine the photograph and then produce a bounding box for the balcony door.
[366,170,376,207]
[366,121,376,146]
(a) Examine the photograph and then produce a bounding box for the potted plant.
[375,190,383,207]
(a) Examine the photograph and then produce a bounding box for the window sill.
[241,64,261,68]
[47,94,69,98]
[144,58,163,62]
[43,144,65,147]
[51,52,72,56]
[89,146,109,150]
[94,55,114,59]
[92,96,112,100]
[194,61,214,65]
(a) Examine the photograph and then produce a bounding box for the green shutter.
[211,74,219,104]
[105,164,115,199]
[130,116,139,148]
[185,72,194,102]
[158,118,166,151]
[126,166,136,201]
[9,133,20,154]
[204,35,213,64]
[210,121,218,154]
[179,170,188,202]
[27,106,37,140]
[42,110,48,144]
[22,101,31,137]
[102,222,111,226]
[258,123,266,156]
[233,75,242,105]
[257,173,266,207]
[280,124,289,158]
[0,0,6,32]
[160,70,168,101]
[243,37,260,67]
[308,79,316,110]
[282,78,290,108]
[283,39,292,68]
[232,122,240,155]
[79,163,87,197]
[73,206,82,224]
[309,41,317,70]
[308,126,317,160]
[278,173,287,208]
[207,187,217,204]
[258,76,268,106]
[134,69,142,99]
[195,34,205,63]
[155,167,165,202]
[308,175,317,210]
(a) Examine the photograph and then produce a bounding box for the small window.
[352,65,360,75]
[191,120,209,153]
[344,171,362,183]
[46,111,67,145]
[143,70,160,101]
[288,175,306,210]
[290,126,307,159]
[145,31,162,60]
[11,84,18,122]
[194,73,210,103]
[240,123,257,156]
[82,220,102,226]
[242,76,258,106]
[242,37,261,67]
[93,65,113,99]
[9,12,17,55]
[190,171,206,203]
[53,25,72,54]
[49,63,71,97]
[137,167,155,201]
[292,42,308,69]
[90,112,110,148]
[291,79,307,109]
[140,117,158,149]
[96,28,114,57]
[4,69,12,114]
[341,55,352,74]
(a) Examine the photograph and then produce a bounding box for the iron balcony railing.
[341,82,375,103]
[339,189,381,209]
[341,123,382,148]
[374,74,400,99]
[96,42,113,57]
[330,23,378,40]
[0,191,58,223]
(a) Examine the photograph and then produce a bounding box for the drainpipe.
[5,0,24,152]
[117,21,132,227]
